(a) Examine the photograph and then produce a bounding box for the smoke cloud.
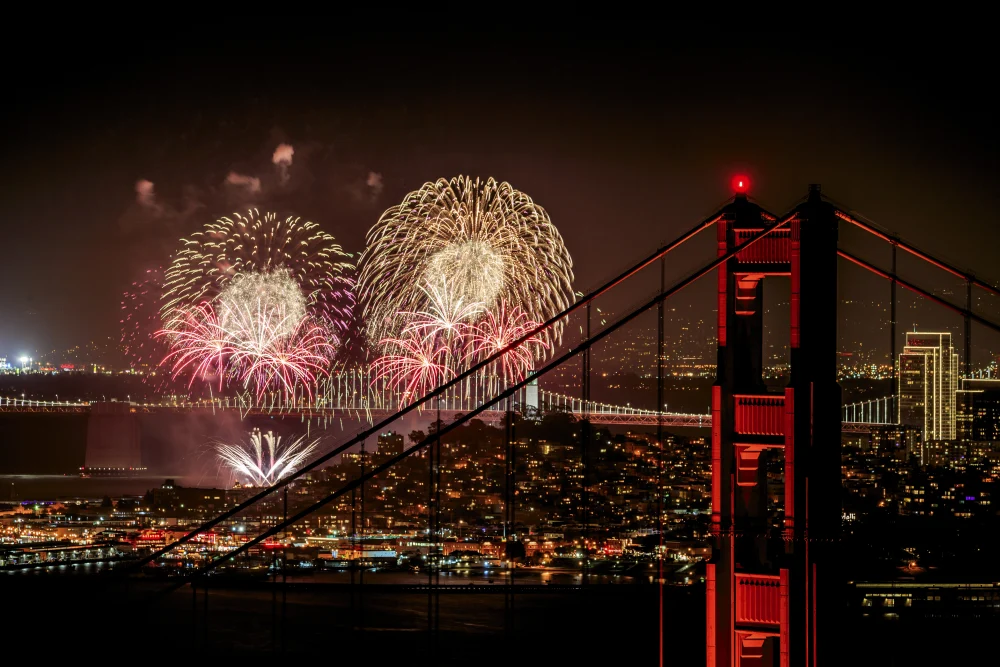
[272,143,294,166]
[225,171,262,193]
[272,143,295,185]
[135,179,159,210]
[366,171,384,198]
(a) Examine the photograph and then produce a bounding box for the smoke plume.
[366,171,384,199]
[225,171,262,193]
[136,179,159,210]
[273,144,294,164]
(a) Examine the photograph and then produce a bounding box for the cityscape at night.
[2,22,998,665]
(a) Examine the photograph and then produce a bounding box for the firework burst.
[213,270,317,360]
[465,301,548,383]
[162,209,355,342]
[160,303,232,390]
[356,176,574,348]
[217,270,307,339]
[233,316,335,400]
[216,428,319,487]
[372,333,454,407]
[400,278,482,349]
[157,299,335,400]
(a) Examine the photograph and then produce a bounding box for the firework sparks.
[424,239,505,307]
[157,299,335,400]
[215,428,319,486]
[401,278,483,347]
[159,210,348,398]
[163,209,355,343]
[233,316,335,400]
[356,176,574,347]
[372,333,453,407]
[217,270,307,339]
[159,303,232,389]
[466,301,548,383]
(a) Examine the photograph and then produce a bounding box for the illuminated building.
[898,332,958,441]
[956,377,1000,464]
[921,439,965,469]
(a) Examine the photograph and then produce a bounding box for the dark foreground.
[6,573,997,665]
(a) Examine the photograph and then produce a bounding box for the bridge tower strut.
[707,185,841,666]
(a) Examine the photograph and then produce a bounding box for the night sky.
[2,24,997,358]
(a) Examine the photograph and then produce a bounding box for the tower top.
[732,175,750,196]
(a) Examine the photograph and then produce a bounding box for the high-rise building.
[957,378,1000,464]
[897,332,958,441]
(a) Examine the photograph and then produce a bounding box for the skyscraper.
[898,332,958,441]
[956,377,1000,463]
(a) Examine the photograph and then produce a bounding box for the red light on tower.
[732,175,750,195]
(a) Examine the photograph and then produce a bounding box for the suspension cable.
[838,249,1000,335]
[836,209,1000,298]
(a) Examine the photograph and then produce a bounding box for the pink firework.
[466,301,548,383]
[373,333,453,407]
[236,318,335,400]
[157,299,335,400]
[157,303,233,390]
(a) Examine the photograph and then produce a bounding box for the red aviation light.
[732,175,750,195]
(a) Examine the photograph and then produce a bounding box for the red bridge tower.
[707,185,841,666]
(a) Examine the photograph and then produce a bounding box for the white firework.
[401,278,483,344]
[162,209,355,343]
[216,270,307,339]
[423,239,505,308]
[215,428,319,487]
[356,176,575,348]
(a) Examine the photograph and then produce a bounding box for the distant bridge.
[841,395,897,431]
[0,374,708,427]
[2,368,888,431]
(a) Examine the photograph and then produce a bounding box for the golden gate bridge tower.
[707,184,841,666]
